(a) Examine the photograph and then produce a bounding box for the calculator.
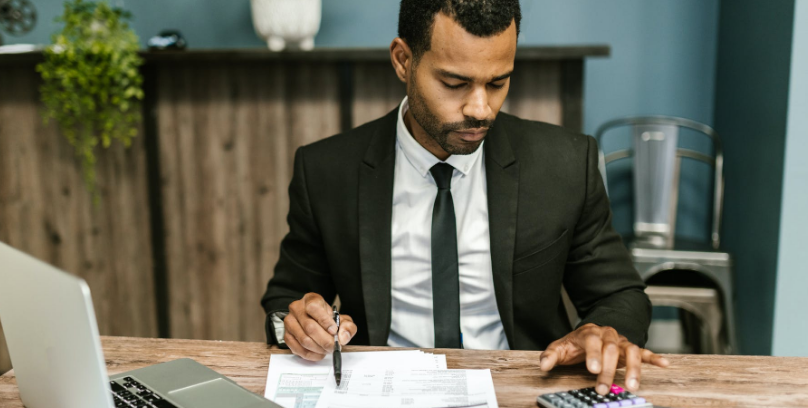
[536,384,652,408]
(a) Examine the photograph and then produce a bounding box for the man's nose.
[462,87,493,122]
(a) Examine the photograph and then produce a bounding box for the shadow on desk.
[0,325,9,376]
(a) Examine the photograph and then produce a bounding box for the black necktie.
[430,162,461,348]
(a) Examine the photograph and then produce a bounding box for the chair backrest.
[595,116,724,249]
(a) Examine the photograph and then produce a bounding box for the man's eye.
[442,82,465,90]
[488,82,506,90]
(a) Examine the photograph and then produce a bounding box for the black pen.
[332,305,342,386]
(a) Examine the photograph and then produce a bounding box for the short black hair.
[398,0,521,60]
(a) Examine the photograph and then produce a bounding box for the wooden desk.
[2,336,807,407]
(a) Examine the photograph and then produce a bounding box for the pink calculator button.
[610,384,625,394]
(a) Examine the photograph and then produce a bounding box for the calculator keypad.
[536,384,651,408]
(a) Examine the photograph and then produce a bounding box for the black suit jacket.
[261,108,651,349]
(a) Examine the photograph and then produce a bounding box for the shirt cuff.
[266,310,290,348]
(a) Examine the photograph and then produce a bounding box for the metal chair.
[595,116,736,354]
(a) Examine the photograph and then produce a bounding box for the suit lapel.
[358,109,398,346]
[485,121,519,347]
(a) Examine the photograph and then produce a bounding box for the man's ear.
[390,38,413,84]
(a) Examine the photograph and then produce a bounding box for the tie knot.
[430,163,454,190]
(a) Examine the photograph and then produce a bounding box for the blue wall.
[773,0,808,358]
[4,0,722,142]
[713,0,795,355]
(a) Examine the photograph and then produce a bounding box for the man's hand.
[283,293,358,361]
[539,323,669,395]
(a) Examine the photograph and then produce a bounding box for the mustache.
[442,118,495,132]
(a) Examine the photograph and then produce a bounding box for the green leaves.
[36,0,144,204]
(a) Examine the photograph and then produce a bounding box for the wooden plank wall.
[0,57,583,363]
[353,62,406,127]
[0,67,158,374]
[504,61,564,126]
[156,62,341,341]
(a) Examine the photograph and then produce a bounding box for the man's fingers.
[304,294,337,335]
[541,324,669,396]
[338,314,358,346]
[539,345,558,371]
[623,344,642,392]
[595,328,620,395]
[539,337,574,371]
[288,294,337,351]
[641,349,670,368]
[284,331,326,361]
[301,316,337,352]
[583,333,604,375]
[285,314,328,355]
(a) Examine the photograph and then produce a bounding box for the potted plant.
[36,0,144,203]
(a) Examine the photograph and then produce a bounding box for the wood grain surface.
[1,336,806,408]
[502,61,564,127]
[352,62,405,127]
[0,67,157,374]
[156,62,340,342]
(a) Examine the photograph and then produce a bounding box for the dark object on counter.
[0,0,37,45]
[148,29,187,50]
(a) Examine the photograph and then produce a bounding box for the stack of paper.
[264,350,447,408]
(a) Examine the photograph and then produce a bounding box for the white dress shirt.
[387,97,510,350]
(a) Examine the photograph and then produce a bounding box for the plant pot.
[250,0,321,51]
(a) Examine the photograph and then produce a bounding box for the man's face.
[406,12,517,157]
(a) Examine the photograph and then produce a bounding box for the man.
[261,0,669,396]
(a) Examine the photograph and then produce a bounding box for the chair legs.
[645,285,726,354]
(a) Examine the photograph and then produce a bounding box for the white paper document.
[314,368,499,408]
[264,350,447,408]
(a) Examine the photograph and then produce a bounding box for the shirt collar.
[396,96,483,178]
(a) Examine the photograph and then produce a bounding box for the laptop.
[0,241,281,408]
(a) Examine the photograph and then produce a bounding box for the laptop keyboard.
[110,377,178,408]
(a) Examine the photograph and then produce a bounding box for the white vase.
[250,0,322,51]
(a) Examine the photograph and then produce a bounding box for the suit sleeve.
[260,146,337,343]
[562,136,652,347]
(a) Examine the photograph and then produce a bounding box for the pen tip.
[335,375,341,386]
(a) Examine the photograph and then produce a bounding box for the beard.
[407,75,494,156]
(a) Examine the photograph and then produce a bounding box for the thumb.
[540,340,567,371]
[540,350,558,371]
[337,315,357,346]
[305,296,336,334]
